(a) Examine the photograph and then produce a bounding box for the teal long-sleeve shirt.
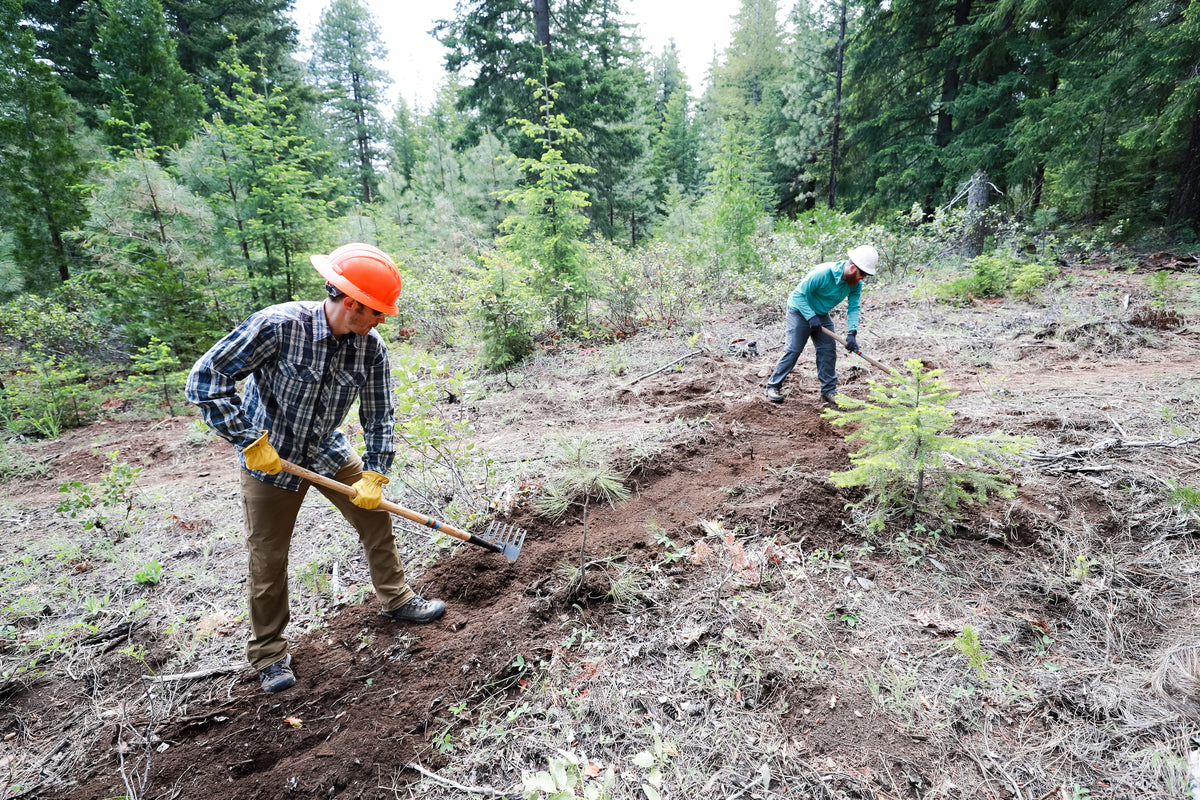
[786,260,862,331]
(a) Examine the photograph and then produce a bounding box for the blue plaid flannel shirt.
[186,301,396,492]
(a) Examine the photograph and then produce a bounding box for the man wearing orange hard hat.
[187,243,445,693]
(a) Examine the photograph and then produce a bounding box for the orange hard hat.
[310,243,402,315]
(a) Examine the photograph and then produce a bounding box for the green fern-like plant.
[823,359,1033,534]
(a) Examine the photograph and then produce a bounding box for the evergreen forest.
[1,0,1198,434]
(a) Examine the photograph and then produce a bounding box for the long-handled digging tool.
[279,459,526,562]
[817,326,896,374]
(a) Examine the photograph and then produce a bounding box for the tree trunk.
[533,0,550,51]
[965,170,988,258]
[1090,110,1108,222]
[350,69,373,204]
[935,0,971,149]
[828,0,846,209]
[1031,163,1045,215]
[1168,113,1200,230]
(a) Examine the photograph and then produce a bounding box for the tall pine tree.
[0,0,91,291]
[310,0,390,204]
[162,0,300,109]
[436,0,647,239]
[95,0,206,154]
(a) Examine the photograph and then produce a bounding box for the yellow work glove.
[242,430,282,474]
[350,470,389,510]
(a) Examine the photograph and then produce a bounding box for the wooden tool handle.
[278,459,473,544]
[817,327,894,374]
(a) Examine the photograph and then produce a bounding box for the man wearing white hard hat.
[764,244,878,404]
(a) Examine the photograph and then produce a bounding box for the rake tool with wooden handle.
[279,459,525,562]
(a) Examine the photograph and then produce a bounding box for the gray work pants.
[765,307,838,396]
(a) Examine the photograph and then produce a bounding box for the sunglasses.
[355,300,385,319]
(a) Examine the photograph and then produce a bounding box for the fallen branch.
[1042,464,1114,474]
[141,665,242,683]
[1031,435,1200,463]
[81,620,145,649]
[401,762,511,797]
[626,348,704,386]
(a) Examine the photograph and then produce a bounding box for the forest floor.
[2,253,1200,800]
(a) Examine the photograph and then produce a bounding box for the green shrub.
[628,242,702,330]
[589,240,642,336]
[55,451,142,539]
[1146,270,1184,311]
[389,343,492,518]
[392,254,474,347]
[0,282,123,363]
[930,275,980,306]
[1,351,97,437]
[1010,259,1059,299]
[476,255,536,371]
[967,254,1013,297]
[134,557,163,586]
[931,253,1058,304]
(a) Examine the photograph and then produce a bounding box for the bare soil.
[3,257,1199,800]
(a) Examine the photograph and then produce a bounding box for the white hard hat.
[847,245,878,275]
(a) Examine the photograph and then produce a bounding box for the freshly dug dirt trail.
[42,355,855,800]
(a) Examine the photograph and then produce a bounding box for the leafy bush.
[1,352,97,438]
[589,240,642,337]
[823,359,1033,535]
[389,343,492,519]
[627,242,703,330]
[392,254,474,347]
[55,450,142,539]
[0,283,124,363]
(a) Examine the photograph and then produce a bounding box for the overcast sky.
[289,0,743,112]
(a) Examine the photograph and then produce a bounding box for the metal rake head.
[481,519,526,562]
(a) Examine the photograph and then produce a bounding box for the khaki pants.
[240,455,415,671]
